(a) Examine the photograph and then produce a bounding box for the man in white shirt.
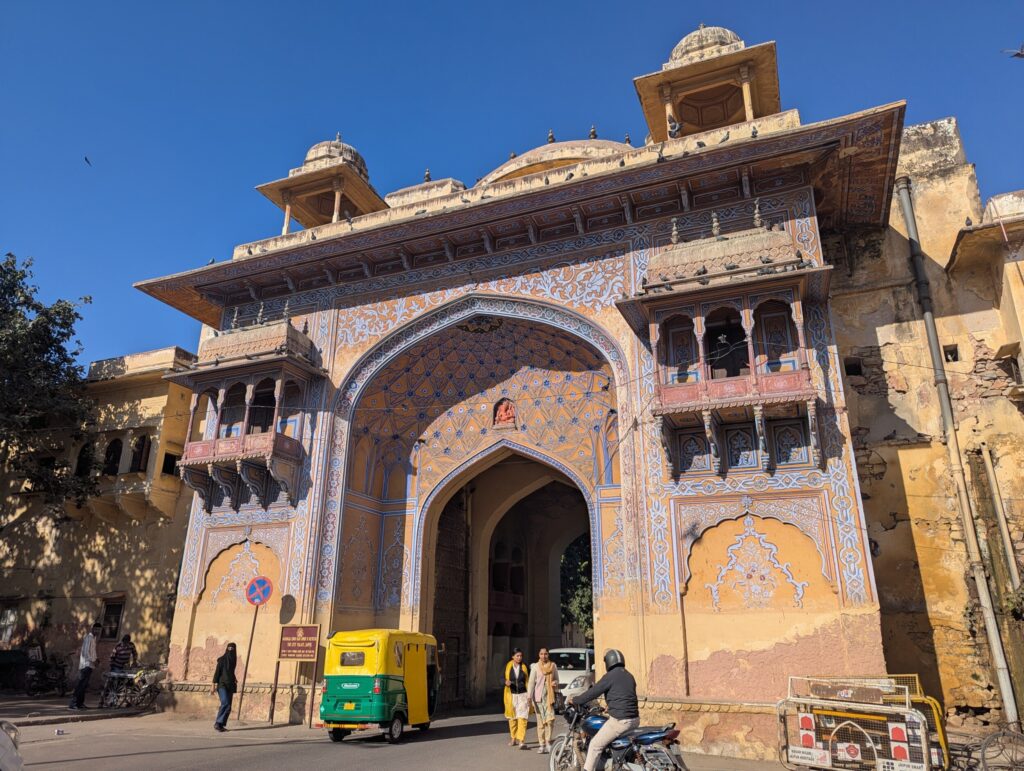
[68,622,102,709]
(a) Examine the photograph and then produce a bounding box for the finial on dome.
[424,168,431,183]
[589,125,598,139]
[547,129,555,144]
[335,131,341,142]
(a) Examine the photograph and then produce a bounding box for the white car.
[549,647,594,712]
[0,720,24,771]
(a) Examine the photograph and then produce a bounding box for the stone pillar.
[271,376,284,435]
[792,299,811,371]
[213,387,226,439]
[117,429,134,475]
[331,178,344,223]
[281,192,293,235]
[694,315,707,397]
[241,383,255,436]
[184,392,199,445]
[661,84,678,135]
[740,65,754,122]
[742,306,758,393]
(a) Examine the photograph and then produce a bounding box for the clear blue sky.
[2,1,1022,364]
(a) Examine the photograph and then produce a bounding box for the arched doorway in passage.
[426,452,592,709]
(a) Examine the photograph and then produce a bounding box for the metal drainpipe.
[980,442,1022,590]
[895,176,1020,728]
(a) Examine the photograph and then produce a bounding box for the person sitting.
[569,649,640,771]
[109,634,138,672]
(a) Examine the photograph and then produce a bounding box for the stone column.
[281,191,293,235]
[213,387,226,439]
[742,306,759,393]
[331,178,344,223]
[271,376,284,435]
[241,383,255,436]
[694,315,707,398]
[792,299,811,371]
[117,429,134,475]
[740,65,754,122]
[661,84,678,135]
[183,392,199,445]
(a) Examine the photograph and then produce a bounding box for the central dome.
[476,139,630,187]
[668,25,743,67]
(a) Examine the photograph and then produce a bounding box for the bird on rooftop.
[460,195,471,203]
[565,172,574,181]
[695,140,706,149]
[718,130,730,144]
[667,116,683,139]
[751,126,759,138]
[965,217,973,227]
[207,258,215,265]
[1002,43,1024,58]
[83,156,92,166]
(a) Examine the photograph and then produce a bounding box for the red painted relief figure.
[494,398,516,426]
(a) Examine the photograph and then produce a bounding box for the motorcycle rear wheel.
[549,735,581,771]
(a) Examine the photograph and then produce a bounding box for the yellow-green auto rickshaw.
[320,629,440,744]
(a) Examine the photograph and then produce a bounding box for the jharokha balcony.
[166,312,324,510]
[617,210,832,473]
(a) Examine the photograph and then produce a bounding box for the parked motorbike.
[24,656,69,698]
[549,702,688,771]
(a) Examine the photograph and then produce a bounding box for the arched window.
[102,439,122,476]
[277,381,302,437]
[248,379,275,434]
[754,300,799,374]
[189,390,217,441]
[218,384,246,438]
[704,307,748,379]
[660,315,699,384]
[128,435,151,473]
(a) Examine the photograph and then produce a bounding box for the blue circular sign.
[246,576,273,606]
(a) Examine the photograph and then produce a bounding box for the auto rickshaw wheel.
[329,728,349,743]
[385,715,404,743]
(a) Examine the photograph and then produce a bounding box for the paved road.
[15,711,783,770]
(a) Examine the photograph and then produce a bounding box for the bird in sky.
[83,156,92,167]
[1002,43,1024,58]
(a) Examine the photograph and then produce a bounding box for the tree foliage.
[560,531,593,642]
[0,253,97,510]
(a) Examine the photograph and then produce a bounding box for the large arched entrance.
[334,306,619,707]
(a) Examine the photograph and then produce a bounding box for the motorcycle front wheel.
[549,735,581,771]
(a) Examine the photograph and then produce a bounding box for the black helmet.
[603,649,625,671]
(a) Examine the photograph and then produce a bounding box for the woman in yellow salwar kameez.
[502,648,530,749]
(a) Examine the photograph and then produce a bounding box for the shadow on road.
[343,714,509,750]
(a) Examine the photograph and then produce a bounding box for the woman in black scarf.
[212,643,237,732]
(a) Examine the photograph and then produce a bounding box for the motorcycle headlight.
[569,675,586,689]
[2,720,20,750]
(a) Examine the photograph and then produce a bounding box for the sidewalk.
[0,692,148,727]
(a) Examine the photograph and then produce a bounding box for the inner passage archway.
[338,310,618,708]
[430,461,591,708]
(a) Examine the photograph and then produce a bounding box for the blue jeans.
[215,687,232,727]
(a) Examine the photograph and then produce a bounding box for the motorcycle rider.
[568,649,640,771]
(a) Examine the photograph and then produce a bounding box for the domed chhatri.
[666,24,744,68]
[476,138,630,187]
[298,135,370,182]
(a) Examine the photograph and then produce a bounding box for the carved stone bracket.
[753,404,771,474]
[266,457,299,506]
[807,399,822,469]
[237,460,270,509]
[208,464,241,510]
[180,466,214,512]
[702,409,721,475]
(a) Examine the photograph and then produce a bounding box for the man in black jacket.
[569,649,640,771]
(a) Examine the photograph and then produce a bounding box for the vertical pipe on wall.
[895,176,1020,728]
[980,443,1022,590]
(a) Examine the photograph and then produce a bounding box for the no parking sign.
[245,576,273,606]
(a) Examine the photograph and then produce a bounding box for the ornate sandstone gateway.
[139,25,906,757]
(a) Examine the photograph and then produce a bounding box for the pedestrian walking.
[109,634,138,672]
[68,622,101,709]
[502,647,530,749]
[211,642,237,732]
[527,647,558,753]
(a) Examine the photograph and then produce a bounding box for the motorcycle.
[549,702,688,771]
[24,655,69,698]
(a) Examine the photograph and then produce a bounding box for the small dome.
[668,25,743,66]
[301,137,369,181]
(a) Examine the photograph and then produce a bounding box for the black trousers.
[71,666,93,707]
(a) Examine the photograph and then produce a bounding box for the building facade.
[0,347,195,674]
[5,23,1022,759]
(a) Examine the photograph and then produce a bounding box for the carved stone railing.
[178,432,303,510]
[656,368,814,412]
